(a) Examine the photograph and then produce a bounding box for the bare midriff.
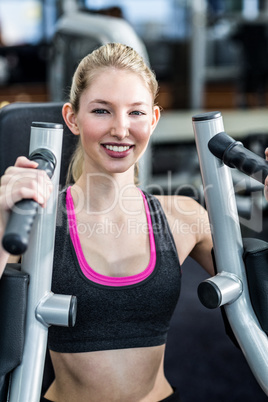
[45,344,173,402]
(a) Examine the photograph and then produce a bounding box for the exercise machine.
[193,111,268,396]
[0,104,78,402]
[49,10,149,102]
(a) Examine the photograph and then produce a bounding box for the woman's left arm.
[187,200,214,276]
[158,195,214,276]
[189,227,214,276]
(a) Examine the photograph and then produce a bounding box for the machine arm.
[192,111,268,396]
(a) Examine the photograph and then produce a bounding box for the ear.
[151,106,160,135]
[62,103,80,135]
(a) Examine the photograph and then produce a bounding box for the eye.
[92,109,109,114]
[130,111,145,116]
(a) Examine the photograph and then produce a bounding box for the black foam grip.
[208,132,268,183]
[2,149,56,255]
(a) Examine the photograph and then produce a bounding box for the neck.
[71,168,141,215]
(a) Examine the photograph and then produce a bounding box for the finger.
[0,170,53,210]
[264,172,268,201]
[265,148,268,161]
[0,183,53,211]
[14,156,39,169]
[265,184,268,201]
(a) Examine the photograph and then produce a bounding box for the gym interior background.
[1,0,268,400]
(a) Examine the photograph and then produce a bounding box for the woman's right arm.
[0,157,53,278]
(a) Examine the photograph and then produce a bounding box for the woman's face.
[72,68,160,177]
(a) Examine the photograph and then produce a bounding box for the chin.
[106,164,134,176]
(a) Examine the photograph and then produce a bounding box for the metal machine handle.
[2,147,57,255]
[208,131,268,184]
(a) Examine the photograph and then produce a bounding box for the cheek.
[133,121,152,142]
[80,122,103,144]
[134,123,152,160]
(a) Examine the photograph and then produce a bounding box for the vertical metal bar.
[9,123,63,402]
[192,111,268,396]
[190,0,207,109]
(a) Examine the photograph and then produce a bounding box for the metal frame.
[48,11,149,103]
[8,124,76,402]
[192,111,268,396]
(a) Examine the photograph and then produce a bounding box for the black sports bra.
[48,189,181,353]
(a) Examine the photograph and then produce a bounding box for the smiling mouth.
[102,144,133,153]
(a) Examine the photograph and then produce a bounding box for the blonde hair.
[66,42,159,184]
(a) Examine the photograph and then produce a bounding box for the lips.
[104,144,131,152]
[101,143,134,158]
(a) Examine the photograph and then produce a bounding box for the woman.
[0,43,214,402]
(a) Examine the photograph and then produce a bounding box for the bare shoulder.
[155,194,207,224]
[154,194,214,274]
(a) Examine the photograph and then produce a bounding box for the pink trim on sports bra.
[66,186,156,286]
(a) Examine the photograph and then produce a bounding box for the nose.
[110,114,129,139]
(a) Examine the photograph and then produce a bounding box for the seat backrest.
[0,265,29,402]
[0,102,78,185]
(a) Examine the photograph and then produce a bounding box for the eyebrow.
[89,99,110,105]
[89,99,150,107]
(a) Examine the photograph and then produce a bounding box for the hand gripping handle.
[2,148,57,255]
[208,131,268,184]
